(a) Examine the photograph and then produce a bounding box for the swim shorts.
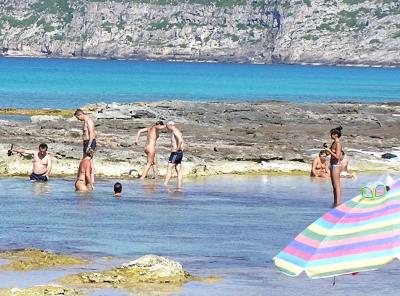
[30,172,48,182]
[83,139,97,154]
[168,150,183,164]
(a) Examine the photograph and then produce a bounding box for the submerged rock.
[60,254,219,294]
[0,248,88,271]
[0,285,82,296]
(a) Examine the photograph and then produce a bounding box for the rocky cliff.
[0,0,399,65]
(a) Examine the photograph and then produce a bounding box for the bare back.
[170,128,184,152]
[77,158,91,182]
[145,126,159,148]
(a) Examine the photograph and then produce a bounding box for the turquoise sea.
[1,175,400,295]
[0,57,399,108]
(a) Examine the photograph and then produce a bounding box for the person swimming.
[114,182,122,197]
[310,150,330,178]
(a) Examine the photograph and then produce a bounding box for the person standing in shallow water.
[164,121,184,189]
[134,121,165,179]
[10,143,52,181]
[325,126,343,207]
[74,109,96,187]
[75,149,94,192]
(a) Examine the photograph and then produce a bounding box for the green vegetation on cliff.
[0,0,399,65]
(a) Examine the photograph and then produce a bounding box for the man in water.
[74,109,96,186]
[134,121,165,179]
[75,149,94,192]
[164,121,184,188]
[114,182,122,197]
[10,143,52,181]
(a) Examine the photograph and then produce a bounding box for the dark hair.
[319,150,327,156]
[342,150,345,156]
[86,149,94,158]
[39,143,48,151]
[114,182,122,194]
[155,121,164,125]
[74,109,84,116]
[330,126,343,138]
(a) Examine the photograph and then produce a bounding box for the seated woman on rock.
[310,150,330,178]
[340,151,357,179]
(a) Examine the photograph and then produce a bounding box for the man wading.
[10,143,52,181]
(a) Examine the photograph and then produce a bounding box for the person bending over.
[134,121,165,179]
[10,143,52,182]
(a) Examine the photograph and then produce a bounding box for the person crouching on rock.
[10,143,52,182]
[310,150,330,178]
[75,149,94,192]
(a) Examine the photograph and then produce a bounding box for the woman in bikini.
[325,126,343,207]
[75,149,94,192]
[310,150,330,178]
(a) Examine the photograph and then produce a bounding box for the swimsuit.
[168,150,183,164]
[330,162,341,171]
[30,172,48,182]
[83,139,97,154]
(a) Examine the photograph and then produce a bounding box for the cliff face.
[0,0,399,65]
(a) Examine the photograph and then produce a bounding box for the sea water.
[0,57,399,108]
[1,174,400,295]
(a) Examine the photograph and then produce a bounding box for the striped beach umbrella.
[273,178,400,279]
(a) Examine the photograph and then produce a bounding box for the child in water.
[114,182,122,197]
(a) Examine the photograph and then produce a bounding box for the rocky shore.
[0,101,399,178]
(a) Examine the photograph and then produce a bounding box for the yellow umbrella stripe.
[308,217,400,236]
[305,256,394,278]
[274,258,303,275]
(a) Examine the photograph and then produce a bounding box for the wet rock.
[120,254,189,280]
[382,153,397,159]
[0,248,88,271]
[59,254,218,294]
[0,285,82,296]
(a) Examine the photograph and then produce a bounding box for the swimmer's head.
[330,126,343,138]
[86,148,94,158]
[155,120,164,126]
[114,182,122,195]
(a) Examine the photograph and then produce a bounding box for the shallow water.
[0,174,400,295]
[0,58,400,108]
